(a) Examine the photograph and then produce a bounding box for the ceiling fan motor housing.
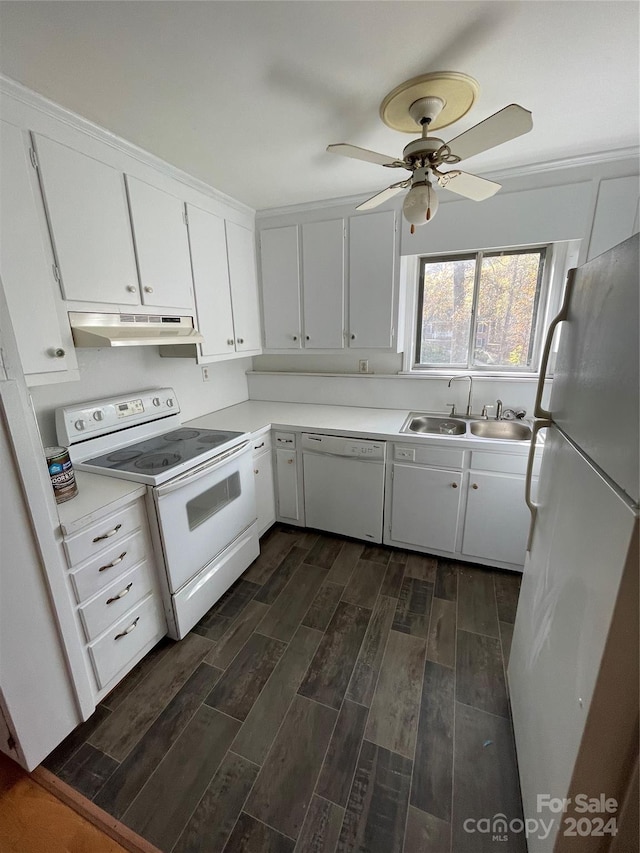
[402,136,445,167]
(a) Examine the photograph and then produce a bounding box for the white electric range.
[57,388,259,639]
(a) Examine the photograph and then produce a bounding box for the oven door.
[153,442,256,592]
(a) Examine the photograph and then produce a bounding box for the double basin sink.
[400,412,532,441]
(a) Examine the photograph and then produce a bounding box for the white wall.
[31,349,251,446]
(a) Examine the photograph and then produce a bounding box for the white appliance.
[57,389,259,640]
[301,433,386,543]
[509,236,639,852]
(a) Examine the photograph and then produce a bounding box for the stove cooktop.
[84,427,245,477]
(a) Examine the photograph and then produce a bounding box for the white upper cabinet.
[0,121,78,380]
[32,134,139,306]
[125,176,194,312]
[226,220,262,353]
[348,210,397,348]
[186,204,235,358]
[259,225,301,349]
[302,219,345,349]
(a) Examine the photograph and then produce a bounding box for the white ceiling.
[0,1,638,210]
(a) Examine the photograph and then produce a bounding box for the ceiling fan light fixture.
[403,179,439,230]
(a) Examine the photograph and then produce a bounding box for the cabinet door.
[33,134,139,305]
[348,210,396,348]
[462,471,529,566]
[254,449,276,535]
[186,204,235,357]
[259,225,301,349]
[0,121,75,376]
[275,448,300,521]
[302,219,345,348]
[126,176,194,311]
[226,221,262,352]
[390,463,462,553]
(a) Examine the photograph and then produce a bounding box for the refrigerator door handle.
[525,419,551,551]
[534,268,576,419]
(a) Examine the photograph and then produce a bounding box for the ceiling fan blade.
[327,143,405,168]
[447,104,533,161]
[356,184,407,211]
[437,170,501,201]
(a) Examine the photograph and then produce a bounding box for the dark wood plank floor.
[44,525,525,853]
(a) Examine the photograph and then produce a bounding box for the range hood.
[69,312,205,348]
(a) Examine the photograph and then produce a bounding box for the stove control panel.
[56,388,179,447]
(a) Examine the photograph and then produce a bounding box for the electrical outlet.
[201,366,210,381]
[358,359,369,374]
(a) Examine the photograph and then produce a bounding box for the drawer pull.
[93,523,122,543]
[287,458,294,464]
[106,582,133,605]
[115,617,140,640]
[472,483,479,489]
[451,482,458,488]
[254,442,265,450]
[254,469,259,475]
[98,551,127,572]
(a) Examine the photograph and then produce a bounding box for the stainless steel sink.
[469,420,532,441]
[401,414,467,436]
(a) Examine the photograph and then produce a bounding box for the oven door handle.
[155,441,250,497]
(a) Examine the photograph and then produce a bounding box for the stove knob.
[152,397,161,407]
[74,419,86,431]
[93,410,104,421]
[166,398,174,408]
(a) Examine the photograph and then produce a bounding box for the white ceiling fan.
[327,72,533,233]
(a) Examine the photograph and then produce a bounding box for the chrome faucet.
[496,399,503,420]
[448,375,473,417]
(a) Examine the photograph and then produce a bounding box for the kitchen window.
[413,247,547,372]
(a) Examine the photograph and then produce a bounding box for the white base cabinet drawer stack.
[61,494,166,696]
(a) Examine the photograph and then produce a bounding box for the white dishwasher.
[301,433,386,543]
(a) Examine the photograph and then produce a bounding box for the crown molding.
[0,74,255,218]
[256,146,639,219]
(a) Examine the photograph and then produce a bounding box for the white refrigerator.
[509,235,639,853]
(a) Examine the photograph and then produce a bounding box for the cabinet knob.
[293,335,298,341]
[227,338,234,346]
[126,285,137,293]
[472,483,479,489]
[52,347,66,358]
[287,458,294,464]
[306,335,310,341]
[254,468,259,475]
[144,286,154,293]
[237,338,244,344]
[451,482,458,488]
[350,333,356,340]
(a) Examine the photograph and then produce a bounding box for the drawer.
[70,529,148,603]
[79,559,155,642]
[63,499,146,567]
[252,432,272,455]
[274,431,296,448]
[88,594,166,690]
[394,443,465,469]
[173,524,259,639]
[471,450,541,476]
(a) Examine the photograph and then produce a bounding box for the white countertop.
[187,401,533,454]
[56,471,146,537]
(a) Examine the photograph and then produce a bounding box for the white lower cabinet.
[252,433,275,536]
[386,440,533,569]
[62,495,166,698]
[390,463,463,553]
[462,471,530,566]
[274,432,303,525]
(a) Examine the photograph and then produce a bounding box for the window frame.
[407,243,555,376]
